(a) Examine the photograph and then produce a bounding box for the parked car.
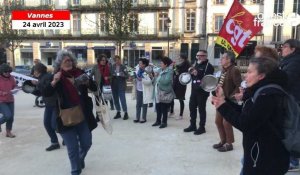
[14,65,31,76]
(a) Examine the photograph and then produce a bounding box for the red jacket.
[0,75,16,103]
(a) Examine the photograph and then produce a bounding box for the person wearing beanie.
[0,63,17,138]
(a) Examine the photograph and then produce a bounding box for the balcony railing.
[19,28,180,40]
[68,0,170,12]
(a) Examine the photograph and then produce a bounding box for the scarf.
[60,68,82,105]
[98,63,110,85]
[137,68,145,78]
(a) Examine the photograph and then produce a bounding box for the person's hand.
[211,86,225,108]
[234,87,244,101]
[51,72,61,86]
[31,80,38,85]
[191,69,198,76]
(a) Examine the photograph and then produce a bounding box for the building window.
[73,13,81,32]
[272,25,282,42]
[214,15,224,33]
[251,0,262,4]
[215,0,224,4]
[274,0,284,14]
[293,0,300,14]
[186,9,195,32]
[41,0,52,5]
[73,0,80,5]
[239,0,245,3]
[158,13,168,32]
[292,25,300,40]
[129,13,139,32]
[99,13,107,32]
[160,0,168,2]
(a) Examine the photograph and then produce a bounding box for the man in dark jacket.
[279,39,300,172]
[184,50,214,135]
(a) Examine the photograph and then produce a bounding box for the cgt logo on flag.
[215,0,263,56]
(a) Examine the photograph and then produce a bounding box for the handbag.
[58,76,85,126]
[158,88,175,103]
[59,105,85,126]
[95,94,113,134]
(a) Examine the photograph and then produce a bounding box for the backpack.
[253,84,300,157]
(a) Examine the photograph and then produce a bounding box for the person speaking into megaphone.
[183,50,214,135]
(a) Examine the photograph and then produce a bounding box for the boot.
[123,112,129,120]
[194,126,206,135]
[183,125,197,132]
[114,112,121,119]
[6,130,16,138]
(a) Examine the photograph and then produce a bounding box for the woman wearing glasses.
[0,63,17,138]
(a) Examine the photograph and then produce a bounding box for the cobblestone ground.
[0,87,299,175]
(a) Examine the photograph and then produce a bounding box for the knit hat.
[0,63,12,74]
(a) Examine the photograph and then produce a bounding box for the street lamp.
[166,17,171,58]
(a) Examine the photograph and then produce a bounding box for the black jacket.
[218,69,289,175]
[44,72,98,133]
[191,60,214,95]
[36,72,57,106]
[173,60,191,100]
[280,52,300,104]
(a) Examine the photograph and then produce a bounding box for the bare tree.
[0,0,24,67]
[101,0,137,57]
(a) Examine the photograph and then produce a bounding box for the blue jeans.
[112,89,127,112]
[60,121,92,175]
[44,106,59,144]
[290,156,299,166]
[0,102,14,130]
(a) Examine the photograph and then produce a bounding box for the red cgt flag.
[215,0,263,57]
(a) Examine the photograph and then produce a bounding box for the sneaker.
[194,127,206,135]
[114,112,121,119]
[123,112,129,120]
[288,165,300,172]
[46,144,60,151]
[183,125,197,132]
[133,119,140,123]
[217,143,233,152]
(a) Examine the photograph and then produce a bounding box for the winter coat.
[111,64,128,92]
[36,72,57,106]
[44,71,98,133]
[191,60,214,95]
[220,64,242,100]
[134,69,153,104]
[217,68,289,175]
[280,52,300,104]
[0,75,16,103]
[173,60,191,100]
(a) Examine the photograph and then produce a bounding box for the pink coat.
[0,75,16,103]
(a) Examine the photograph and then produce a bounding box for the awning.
[92,46,115,50]
[65,46,87,50]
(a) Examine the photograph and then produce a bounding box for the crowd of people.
[0,38,300,175]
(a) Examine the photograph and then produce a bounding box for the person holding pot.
[44,50,97,175]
